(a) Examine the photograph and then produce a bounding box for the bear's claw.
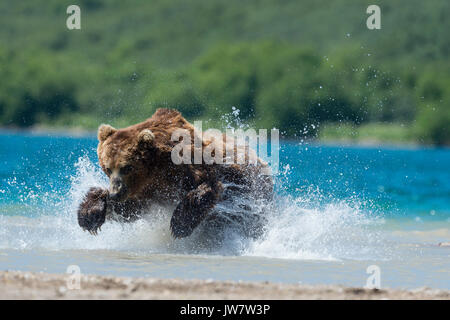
[170,183,219,238]
[77,187,108,235]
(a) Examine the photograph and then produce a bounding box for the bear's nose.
[109,192,120,201]
[109,178,127,201]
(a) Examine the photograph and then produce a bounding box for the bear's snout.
[109,177,128,201]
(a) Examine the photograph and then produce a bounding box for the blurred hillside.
[0,0,448,144]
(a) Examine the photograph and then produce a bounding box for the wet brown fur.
[78,108,273,238]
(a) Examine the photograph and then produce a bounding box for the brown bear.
[77,108,273,238]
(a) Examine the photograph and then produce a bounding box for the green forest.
[0,0,449,145]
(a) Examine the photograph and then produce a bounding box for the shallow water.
[0,131,449,289]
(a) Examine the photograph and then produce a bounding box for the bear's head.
[97,124,155,201]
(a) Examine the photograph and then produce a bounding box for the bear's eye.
[105,168,112,175]
[120,165,133,175]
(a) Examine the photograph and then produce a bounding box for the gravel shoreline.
[0,271,449,300]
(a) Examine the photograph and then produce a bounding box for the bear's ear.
[138,129,155,146]
[98,124,117,142]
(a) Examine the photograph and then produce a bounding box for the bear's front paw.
[170,183,219,238]
[77,187,108,235]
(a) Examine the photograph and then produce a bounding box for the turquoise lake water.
[0,131,449,289]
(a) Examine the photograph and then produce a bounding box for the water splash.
[245,194,386,260]
[0,154,387,261]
